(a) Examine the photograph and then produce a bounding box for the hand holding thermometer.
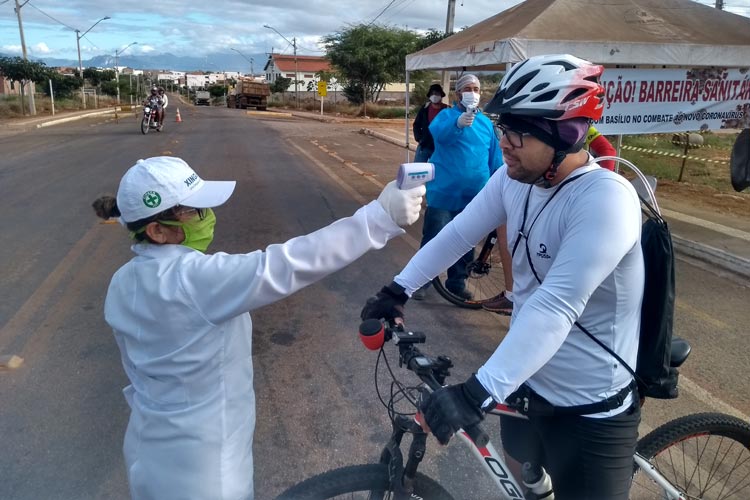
[397,162,435,190]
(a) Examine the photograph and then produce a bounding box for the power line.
[369,0,399,25]
[380,0,419,25]
[26,1,75,31]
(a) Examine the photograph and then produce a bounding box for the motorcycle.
[140,98,163,134]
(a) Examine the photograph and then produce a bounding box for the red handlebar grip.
[359,319,385,350]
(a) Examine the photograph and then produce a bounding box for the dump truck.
[194,90,211,106]
[231,78,270,111]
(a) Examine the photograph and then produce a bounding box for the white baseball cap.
[116,156,236,223]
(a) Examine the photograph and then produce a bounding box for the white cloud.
[1,45,23,55]
[3,0,747,62]
[32,43,52,54]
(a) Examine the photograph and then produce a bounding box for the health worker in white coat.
[92,156,425,500]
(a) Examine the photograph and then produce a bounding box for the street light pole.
[231,48,255,78]
[75,16,110,109]
[115,42,138,107]
[263,24,299,109]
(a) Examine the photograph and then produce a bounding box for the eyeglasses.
[169,206,207,221]
[496,125,530,149]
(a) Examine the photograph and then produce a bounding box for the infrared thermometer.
[396,162,435,190]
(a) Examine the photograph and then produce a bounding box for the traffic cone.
[175,108,182,123]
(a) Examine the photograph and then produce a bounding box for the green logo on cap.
[143,191,162,208]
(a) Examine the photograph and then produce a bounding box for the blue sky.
[1,0,748,62]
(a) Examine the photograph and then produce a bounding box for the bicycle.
[430,228,508,309]
[276,320,750,500]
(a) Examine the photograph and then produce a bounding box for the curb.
[360,126,750,280]
[247,110,294,118]
[360,127,416,152]
[672,235,750,280]
[288,111,337,123]
[36,109,116,128]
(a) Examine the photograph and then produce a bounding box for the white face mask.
[429,95,442,104]
[461,91,481,109]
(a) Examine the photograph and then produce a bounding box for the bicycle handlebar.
[358,319,490,447]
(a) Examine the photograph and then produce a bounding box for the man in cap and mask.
[412,73,503,300]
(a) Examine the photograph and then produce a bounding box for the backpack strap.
[511,170,593,262]
[514,169,643,388]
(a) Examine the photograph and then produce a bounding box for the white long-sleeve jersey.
[396,160,644,417]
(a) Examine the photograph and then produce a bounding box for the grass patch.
[619,131,738,192]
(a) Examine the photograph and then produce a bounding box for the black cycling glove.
[420,374,495,445]
[360,281,409,322]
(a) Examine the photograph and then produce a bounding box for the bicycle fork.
[377,415,429,500]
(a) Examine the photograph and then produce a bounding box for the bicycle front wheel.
[432,233,507,309]
[630,412,750,499]
[276,464,454,500]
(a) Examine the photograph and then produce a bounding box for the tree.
[323,24,421,110]
[409,29,453,105]
[0,56,51,114]
[0,56,51,85]
[100,80,118,96]
[208,84,226,98]
[270,77,292,94]
[417,29,452,51]
[82,67,115,87]
[43,73,83,99]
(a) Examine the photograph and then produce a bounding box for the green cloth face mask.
[160,208,216,252]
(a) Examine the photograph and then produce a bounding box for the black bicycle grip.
[463,423,489,448]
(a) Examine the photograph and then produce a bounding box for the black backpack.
[517,160,678,400]
[634,195,677,399]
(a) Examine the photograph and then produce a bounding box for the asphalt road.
[0,104,748,499]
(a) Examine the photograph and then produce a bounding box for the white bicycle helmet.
[485,54,605,121]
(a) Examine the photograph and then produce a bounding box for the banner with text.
[595,67,750,135]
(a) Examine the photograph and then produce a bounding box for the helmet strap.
[538,150,568,187]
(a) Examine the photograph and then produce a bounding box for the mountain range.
[2,51,274,74]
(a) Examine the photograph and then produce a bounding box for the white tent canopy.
[406,0,750,71]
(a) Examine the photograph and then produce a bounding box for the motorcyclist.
[143,86,164,128]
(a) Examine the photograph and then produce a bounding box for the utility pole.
[441,0,457,103]
[264,25,299,108]
[293,37,299,109]
[13,0,36,115]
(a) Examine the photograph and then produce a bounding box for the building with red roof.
[263,54,341,91]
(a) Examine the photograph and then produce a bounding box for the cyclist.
[92,156,424,500]
[361,54,643,499]
[586,125,617,171]
[479,124,618,315]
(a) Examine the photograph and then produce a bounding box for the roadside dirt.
[658,179,750,219]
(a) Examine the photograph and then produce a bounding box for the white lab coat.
[104,201,403,500]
